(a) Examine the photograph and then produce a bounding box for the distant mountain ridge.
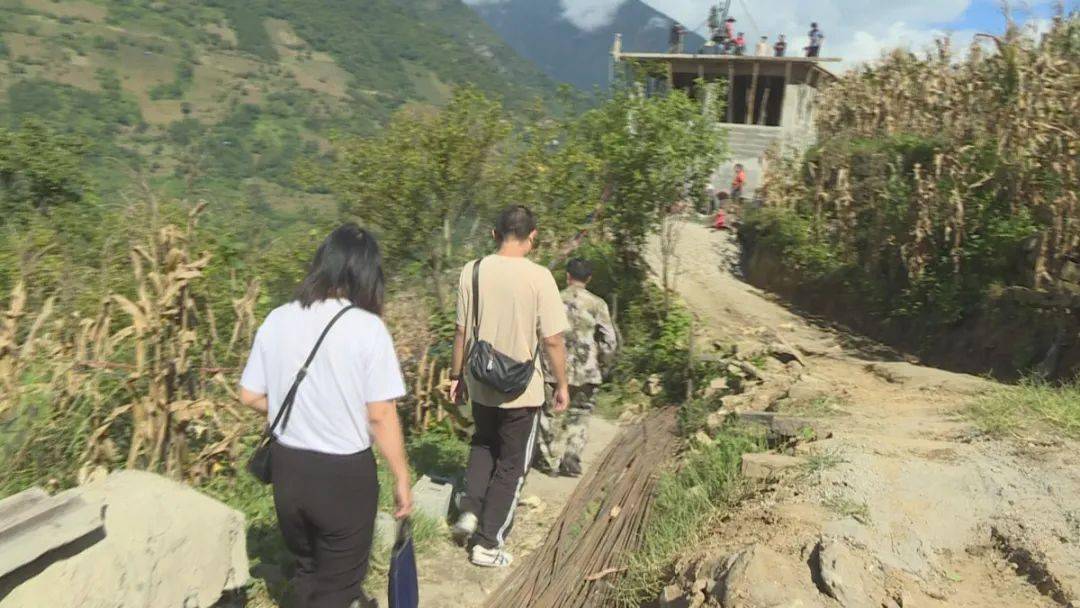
[472,0,705,90]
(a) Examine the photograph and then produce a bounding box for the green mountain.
[0,0,560,204]
[471,0,705,90]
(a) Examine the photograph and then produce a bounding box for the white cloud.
[462,0,632,32]
[559,0,630,31]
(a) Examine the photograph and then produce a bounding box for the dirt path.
[375,415,620,608]
[648,219,1080,607]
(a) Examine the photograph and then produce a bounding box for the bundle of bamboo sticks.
[485,407,680,607]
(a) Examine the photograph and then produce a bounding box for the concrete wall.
[714,85,818,199]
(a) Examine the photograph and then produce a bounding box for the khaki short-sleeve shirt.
[456,255,570,408]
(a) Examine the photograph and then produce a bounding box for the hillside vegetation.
[0,0,561,204]
[746,14,1078,376]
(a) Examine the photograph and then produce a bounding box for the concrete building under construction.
[612,34,839,197]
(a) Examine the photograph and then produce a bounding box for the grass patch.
[611,426,763,606]
[823,495,871,524]
[801,449,847,476]
[786,395,850,418]
[966,377,1080,439]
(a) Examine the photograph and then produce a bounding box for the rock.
[374,511,397,550]
[714,544,825,608]
[786,374,832,404]
[0,487,104,581]
[768,342,805,366]
[731,361,764,382]
[705,409,732,433]
[411,475,453,524]
[740,453,805,480]
[735,411,827,444]
[659,583,690,607]
[645,374,664,396]
[811,537,884,608]
[863,362,990,396]
[1060,259,1080,284]
[712,340,737,356]
[518,495,545,513]
[733,341,766,361]
[0,470,248,608]
[693,431,713,447]
[703,376,729,399]
[770,416,828,444]
[720,394,750,411]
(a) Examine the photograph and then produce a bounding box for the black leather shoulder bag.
[247,305,357,484]
[466,258,539,397]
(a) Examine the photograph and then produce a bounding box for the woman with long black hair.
[239,224,412,608]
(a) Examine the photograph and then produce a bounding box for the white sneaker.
[451,512,478,545]
[470,544,513,568]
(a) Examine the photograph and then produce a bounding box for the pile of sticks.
[485,407,681,608]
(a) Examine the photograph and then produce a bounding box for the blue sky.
[942,0,1059,31]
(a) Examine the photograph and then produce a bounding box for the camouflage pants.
[536,384,597,472]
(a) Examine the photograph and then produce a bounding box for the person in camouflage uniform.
[536,258,617,477]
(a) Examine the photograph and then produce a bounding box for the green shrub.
[612,425,763,605]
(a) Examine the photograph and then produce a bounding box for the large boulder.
[1,470,248,608]
[810,537,885,608]
[713,543,825,608]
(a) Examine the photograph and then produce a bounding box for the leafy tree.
[328,87,510,305]
[579,86,726,279]
[0,121,89,215]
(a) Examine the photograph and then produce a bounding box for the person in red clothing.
[731,164,747,202]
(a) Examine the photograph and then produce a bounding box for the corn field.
[0,200,466,496]
[759,14,1078,313]
[0,204,260,492]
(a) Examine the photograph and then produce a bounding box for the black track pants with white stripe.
[461,403,541,550]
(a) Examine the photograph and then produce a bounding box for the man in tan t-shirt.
[448,205,570,568]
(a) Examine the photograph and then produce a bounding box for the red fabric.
[732,169,746,190]
[713,209,726,230]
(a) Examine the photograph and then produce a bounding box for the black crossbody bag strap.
[471,258,481,345]
[471,257,541,361]
[266,305,358,436]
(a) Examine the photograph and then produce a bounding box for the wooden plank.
[726,62,735,123]
[746,61,760,125]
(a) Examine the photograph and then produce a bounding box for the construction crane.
[706,1,732,34]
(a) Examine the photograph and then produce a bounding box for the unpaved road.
[649,218,1080,607]
[375,416,619,607]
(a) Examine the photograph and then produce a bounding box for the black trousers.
[461,403,540,549]
[271,441,378,608]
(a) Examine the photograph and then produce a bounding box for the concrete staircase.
[725,124,786,160]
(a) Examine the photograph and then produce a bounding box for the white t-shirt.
[240,298,406,455]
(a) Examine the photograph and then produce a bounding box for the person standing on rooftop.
[807,22,824,57]
[755,35,770,56]
[669,22,686,53]
[775,34,788,57]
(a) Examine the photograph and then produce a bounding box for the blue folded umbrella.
[388,518,419,608]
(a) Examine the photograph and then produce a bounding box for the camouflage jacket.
[546,285,617,387]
